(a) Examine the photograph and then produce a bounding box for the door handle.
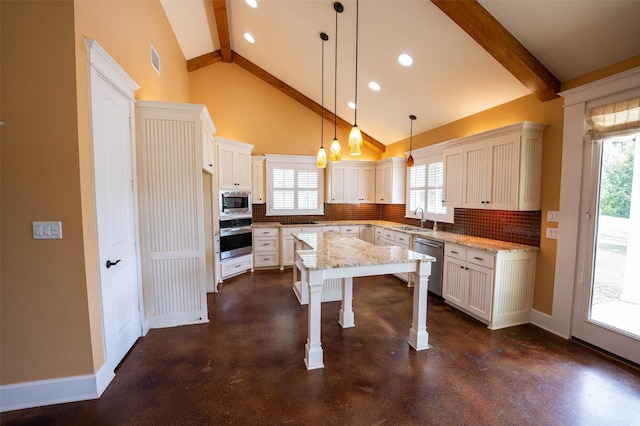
[106,259,121,268]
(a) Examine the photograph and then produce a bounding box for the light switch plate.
[33,221,62,239]
[547,211,560,222]
[546,227,558,240]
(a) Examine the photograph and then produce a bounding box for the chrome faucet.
[414,207,426,228]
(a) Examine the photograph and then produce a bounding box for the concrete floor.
[3,269,640,425]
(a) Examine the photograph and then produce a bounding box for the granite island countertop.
[253,220,538,254]
[294,231,434,271]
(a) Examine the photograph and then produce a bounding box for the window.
[266,154,324,216]
[406,153,453,223]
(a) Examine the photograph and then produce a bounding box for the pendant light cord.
[334,4,339,139]
[321,34,326,148]
[354,0,359,125]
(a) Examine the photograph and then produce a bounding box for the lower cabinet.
[359,225,375,244]
[381,229,411,283]
[280,227,302,269]
[220,254,253,280]
[443,243,536,329]
[253,227,279,268]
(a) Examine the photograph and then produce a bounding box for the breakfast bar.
[293,232,435,370]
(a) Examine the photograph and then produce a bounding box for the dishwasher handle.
[415,238,443,249]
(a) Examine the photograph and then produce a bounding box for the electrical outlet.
[546,227,558,240]
[547,211,560,222]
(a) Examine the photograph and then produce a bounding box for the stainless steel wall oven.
[219,217,252,260]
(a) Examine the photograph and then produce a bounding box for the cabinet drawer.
[444,244,466,260]
[383,230,395,240]
[466,249,495,269]
[254,228,278,237]
[340,225,359,234]
[281,227,302,237]
[254,252,279,267]
[254,237,278,252]
[375,227,384,236]
[221,256,252,278]
[322,225,340,232]
[394,232,410,245]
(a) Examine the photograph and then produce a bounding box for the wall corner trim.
[0,364,114,413]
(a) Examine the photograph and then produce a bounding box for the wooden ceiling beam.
[431,0,560,102]
[187,50,222,72]
[212,0,232,62]
[231,51,386,153]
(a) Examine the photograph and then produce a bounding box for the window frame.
[405,147,454,223]
[265,154,324,216]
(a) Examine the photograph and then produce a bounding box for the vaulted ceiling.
[161,0,640,151]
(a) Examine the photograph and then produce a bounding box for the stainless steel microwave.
[220,190,252,219]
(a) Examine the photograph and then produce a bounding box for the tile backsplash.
[252,203,541,247]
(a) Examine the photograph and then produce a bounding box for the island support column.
[409,260,430,350]
[304,269,325,370]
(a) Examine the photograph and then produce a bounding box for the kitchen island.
[293,232,435,370]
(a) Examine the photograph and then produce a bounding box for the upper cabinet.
[216,137,254,190]
[251,156,265,204]
[444,122,546,211]
[375,157,406,204]
[326,161,376,203]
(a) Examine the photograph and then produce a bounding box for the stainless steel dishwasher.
[414,237,444,296]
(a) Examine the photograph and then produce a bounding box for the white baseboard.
[0,363,114,413]
[530,309,571,339]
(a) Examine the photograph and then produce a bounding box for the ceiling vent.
[150,44,161,75]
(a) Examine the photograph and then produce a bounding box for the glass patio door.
[572,133,640,365]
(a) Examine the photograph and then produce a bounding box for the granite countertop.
[294,232,434,271]
[253,220,538,254]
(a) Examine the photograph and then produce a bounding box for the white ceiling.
[161,0,640,146]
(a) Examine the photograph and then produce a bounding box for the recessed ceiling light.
[348,101,356,110]
[244,32,255,44]
[398,53,413,67]
[245,0,257,8]
[368,81,381,91]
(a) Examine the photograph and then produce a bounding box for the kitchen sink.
[394,226,418,231]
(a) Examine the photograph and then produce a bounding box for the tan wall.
[188,62,381,160]
[0,0,189,386]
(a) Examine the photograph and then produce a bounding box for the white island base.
[293,232,434,370]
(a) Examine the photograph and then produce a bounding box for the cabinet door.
[486,134,520,210]
[462,142,488,209]
[360,166,376,202]
[375,165,390,203]
[328,165,347,202]
[235,149,252,190]
[251,158,264,203]
[345,167,361,202]
[281,236,295,267]
[443,256,467,307]
[359,226,375,243]
[443,146,463,207]
[203,132,215,174]
[465,263,494,321]
[218,145,236,189]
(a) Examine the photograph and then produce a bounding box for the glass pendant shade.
[348,125,363,155]
[329,138,342,162]
[406,154,414,167]
[317,147,327,168]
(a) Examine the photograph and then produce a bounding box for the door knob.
[106,259,121,268]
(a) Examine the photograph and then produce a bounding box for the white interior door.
[88,40,142,372]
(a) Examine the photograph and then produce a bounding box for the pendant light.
[407,114,416,167]
[329,2,343,163]
[317,32,329,168]
[348,0,363,155]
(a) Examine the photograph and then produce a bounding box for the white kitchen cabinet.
[442,243,537,329]
[216,137,253,190]
[359,225,375,244]
[220,254,253,280]
[202,131,215,174]
[380,229,410,283]
[136,100,215,328]
[442,146,463,208]
[374,227,385,246]
[340,225,360,236]
[375,157,406,204]
[326,161,376,203]
[253,227,279,268]
[251,156,265,204]
[280,227,302,269]
[453,122,546,211]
